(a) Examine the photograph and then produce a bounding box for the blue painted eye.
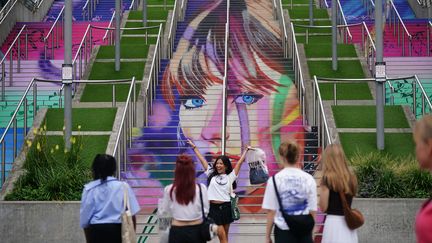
[183,97,205,109]
[234,94,263,105]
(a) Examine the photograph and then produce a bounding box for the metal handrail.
[0,25,29,100]
[0,0,17,24]
[428,21,431,56]
[362,21,376,73]
[82,0,98,21]
[336,0,353,43]
[36,0,46,9]
[102,11,116,44]
[180,0,187,20]
[315,75,432,118]
[0,77,138,185]
[113,77,137,178]
[292,22,357,44]
[221,0,230,154]
[43,5,64,59]
[167,0,180,58]
[386,75,432,117]
[129,0,137,10]
[312,76,333,148]
[274,0,288,57]
[143,24,164,126]
[71,24,92,81]
[389,0,412,56]
[361,0,375,16]
[290,22,307,126]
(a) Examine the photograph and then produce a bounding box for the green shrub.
[351,152,432,198]
[5,126,92,201]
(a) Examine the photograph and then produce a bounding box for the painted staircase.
[125,0,320,241]
[384,56,432,118]
[0,0,131,187]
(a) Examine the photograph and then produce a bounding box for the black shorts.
[169,224,206,243]
[209,202,233,225]
[274,225,313,243]
[89,223,121,243]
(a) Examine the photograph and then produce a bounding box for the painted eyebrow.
[178,95,206,102]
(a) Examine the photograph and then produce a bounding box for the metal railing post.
[1,142,5,185]
[33,82,37,119]
[9,53,13,86]
[112,85,116,107]
[17,36,20,73]
[413,80,417,116]
[13,119,17,159]
[25,31,28,59]
[333,83,337,105]
[24,98,28,137]
[1,63,5,100]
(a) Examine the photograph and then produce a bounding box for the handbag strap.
[123,182,131,212]
[272,176,284,214]
[338,191,351,212]
[228,174,235,197]
[198,184,206,220]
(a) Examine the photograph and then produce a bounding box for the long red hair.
[170,154,196,205]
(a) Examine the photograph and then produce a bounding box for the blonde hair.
[278,140,299,164]
[414,115,432,143]
[322,144,357,195]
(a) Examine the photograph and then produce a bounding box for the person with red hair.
[159,154,213,243]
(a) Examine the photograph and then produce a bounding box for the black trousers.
[169,224,206,243]
[89,223,121,243]
[274,225,313,243]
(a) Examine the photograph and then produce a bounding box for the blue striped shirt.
[80,177,140,228]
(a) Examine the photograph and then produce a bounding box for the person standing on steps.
[159,154,215,243]
[188,139,251,243]
[262,140,317,243]
[413,115,432,243]
[80,154,141,243]
[319,144,358,243]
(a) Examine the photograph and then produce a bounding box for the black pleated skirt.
[209,202,234,225]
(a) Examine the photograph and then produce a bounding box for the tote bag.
[246,148,269,184]
[157,198,172,243]
[122,183,137,243]
[228,177,241,220]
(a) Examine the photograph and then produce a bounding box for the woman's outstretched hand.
[186,139,196,150]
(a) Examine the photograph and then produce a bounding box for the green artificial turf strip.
[123,22,163,35]
[121,36,158,45]
[146,0,175,5]
[308,60,365,78]
[128,9,169,20]
[288,6,329,19]
[81,62,143,102]
[291,20,332,26]
[46,135,110,166]
[96,44,149,59]
[339,133,415,159]
[81,83,141,102]
[282,0,309,4]
[44,108,116,131]
[332,105,410,128]
[295,35,331,44]
[319,83,372,100]
[87,62,144,80]
[305,44,357,58]
[293,20,332,33]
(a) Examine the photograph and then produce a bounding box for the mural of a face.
[128,0,305,211]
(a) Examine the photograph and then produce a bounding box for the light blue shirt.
[80,177,141,228]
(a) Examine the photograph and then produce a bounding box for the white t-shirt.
[262,167,317,230]
[205,166,237,202]
[159,183,209,221]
